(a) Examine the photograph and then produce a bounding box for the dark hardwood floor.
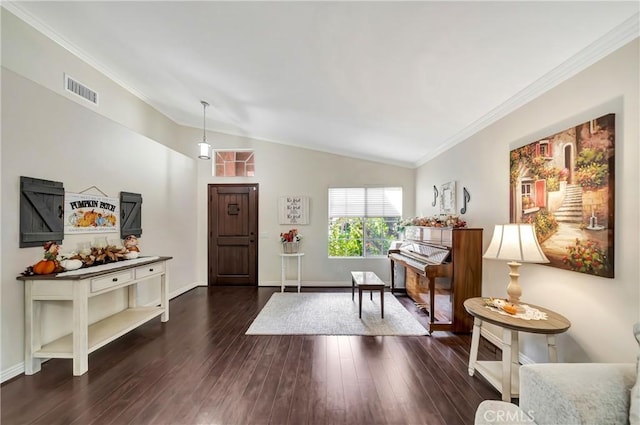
[1,286,502,425]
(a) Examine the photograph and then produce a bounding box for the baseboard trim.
[1,362,26,384]
[171,281,201,298]
[1,281,201,384]
[259,280,390,288]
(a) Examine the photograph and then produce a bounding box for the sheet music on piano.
[400,242,451,265]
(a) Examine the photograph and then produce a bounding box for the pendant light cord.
[201,100,209,142]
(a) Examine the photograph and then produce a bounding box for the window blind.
[328,187,402,218]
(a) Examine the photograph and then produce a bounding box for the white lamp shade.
[198,141,211,160]
[483,224,549,263]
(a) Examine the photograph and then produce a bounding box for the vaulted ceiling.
[6,1,639,167]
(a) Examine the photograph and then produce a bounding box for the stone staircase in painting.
[553,184,582,223]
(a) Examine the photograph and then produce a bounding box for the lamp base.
[506,261,525,313]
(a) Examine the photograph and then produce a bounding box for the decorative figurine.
[124,235,140,252]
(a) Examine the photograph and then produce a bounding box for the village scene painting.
[510,113,615,278]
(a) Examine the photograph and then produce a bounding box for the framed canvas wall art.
[509,113,614,278]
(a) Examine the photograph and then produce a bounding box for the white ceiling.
[7,1,639,167]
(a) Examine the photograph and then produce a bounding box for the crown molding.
[415,12,640,168]
[3,2,637,169]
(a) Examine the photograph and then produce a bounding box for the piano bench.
[350,271,385,319]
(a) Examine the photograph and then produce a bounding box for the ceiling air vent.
[64,74,98,105]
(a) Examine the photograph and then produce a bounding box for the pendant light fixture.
[198,100,211,160]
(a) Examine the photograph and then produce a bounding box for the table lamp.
[483,224,549,307]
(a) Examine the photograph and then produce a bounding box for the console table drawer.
[91,270,134,292]
[135,262,165,280]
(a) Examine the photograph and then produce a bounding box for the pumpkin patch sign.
[64,192,119,234]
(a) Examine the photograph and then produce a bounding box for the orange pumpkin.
[503,303,518,315]
[33,259,56,275]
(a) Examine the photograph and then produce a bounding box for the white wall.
[191,129,416,286]
[0,69,199,377]
[1,9,199,378]
[416,39,639,363]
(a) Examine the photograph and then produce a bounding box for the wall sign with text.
[64,192,120,234]
[278,196,309,225]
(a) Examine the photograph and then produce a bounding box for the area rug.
[245,292,428,336]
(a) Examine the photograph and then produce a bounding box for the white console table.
[19,256,171,376]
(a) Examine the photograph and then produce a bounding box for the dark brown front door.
[208,184,258,285]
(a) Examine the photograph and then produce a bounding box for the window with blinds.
[328,187,402,257]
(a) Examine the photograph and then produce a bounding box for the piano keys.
[388,227,483,333]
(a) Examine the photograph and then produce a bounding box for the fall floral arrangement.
[280,228,302,243]
[398,215,467,231]
[22,238,142,276]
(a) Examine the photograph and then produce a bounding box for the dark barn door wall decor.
[20,176,65,247]
[120,191,143,237]
[208,184,258,285]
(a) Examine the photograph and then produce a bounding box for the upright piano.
[388,226,482,333]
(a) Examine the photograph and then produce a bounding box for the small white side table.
[463,297,571,401]
[280,253,304,292]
